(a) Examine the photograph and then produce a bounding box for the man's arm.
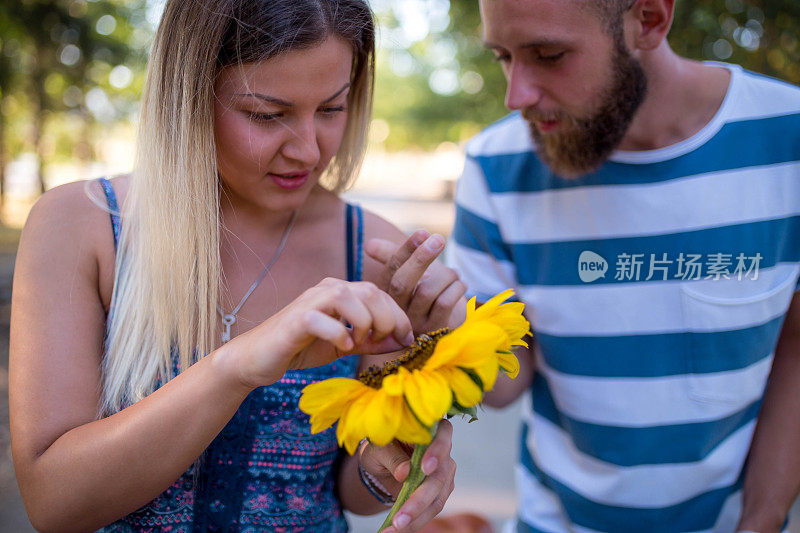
[483,344,535,408]
[738,293,800,532]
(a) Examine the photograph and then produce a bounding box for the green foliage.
[373,0,800,150]
[0,0,148,182]
[373,0,507,150]
[671,0,800,84]
[1,0,798,175]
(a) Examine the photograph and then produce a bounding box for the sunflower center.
[357,328,451,388]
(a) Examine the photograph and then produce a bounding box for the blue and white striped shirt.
[448,63,800,532]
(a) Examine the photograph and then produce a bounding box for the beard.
[524,36,648,178]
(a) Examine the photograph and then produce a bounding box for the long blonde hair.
[101,0,375,415]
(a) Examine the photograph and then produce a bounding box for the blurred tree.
[372,0,506,150]
[372,0,800,150]
[0,8,29,203]
[1,0,797,196]
[0,0,147,196]
[671,0,800,84]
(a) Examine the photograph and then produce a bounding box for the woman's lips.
[268,171,310,190]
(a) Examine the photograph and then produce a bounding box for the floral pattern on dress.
[99,356,356,532]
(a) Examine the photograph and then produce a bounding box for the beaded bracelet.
[357,440,396,505]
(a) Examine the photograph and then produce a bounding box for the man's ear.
[628,0,675,51]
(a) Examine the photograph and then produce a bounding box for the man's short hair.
[585,0,637,34]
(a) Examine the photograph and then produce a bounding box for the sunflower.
[298,377,430,454]
[298,289,531,453]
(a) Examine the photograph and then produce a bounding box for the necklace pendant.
[221,313,236,343]
[216,210,297,345]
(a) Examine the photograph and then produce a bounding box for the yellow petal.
[493,309,531,347]
[395,403,433,445]
[498,351,520,379]
[382,370,406,396]
[361,390,403,447]
[299,378,369,434]
[337,391,374,454]
[440,367,483,407]
[472,356,500,391]
[402,369,452,427]
[427,323,507,370]
[467,296,477,314]
[468,289,515,321]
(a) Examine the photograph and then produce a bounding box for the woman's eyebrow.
[322,83,351,103]
[234,83,351,107]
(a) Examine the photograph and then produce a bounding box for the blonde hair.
[101,0,375,415]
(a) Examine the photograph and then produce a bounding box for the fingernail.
[404,331,415,346]
[425,234,444,252]
[412,230,429,246]
[422,457,438,475]
[394,513,411,529]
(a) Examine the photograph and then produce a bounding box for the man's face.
[481,0,647,177]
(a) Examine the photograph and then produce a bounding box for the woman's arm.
[10,183,414,532]
[333,212,460,530]
[10,183,255,531]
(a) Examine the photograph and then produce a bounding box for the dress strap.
[97,177,121,252]
[345,203,364,282]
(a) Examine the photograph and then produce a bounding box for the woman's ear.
[627,0,675,51]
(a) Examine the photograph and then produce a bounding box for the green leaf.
[459,367,484,390]
[447,401,479,423]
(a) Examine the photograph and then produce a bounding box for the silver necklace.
[218,210,298,343]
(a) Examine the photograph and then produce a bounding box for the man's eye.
[492,53,511,63]
[537,51,566,63]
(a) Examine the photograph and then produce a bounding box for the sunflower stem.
[378,422,438,532]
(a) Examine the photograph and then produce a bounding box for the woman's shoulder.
[305,187,407,282]
[18,175,130,304]
[359,207,405,243]
[22,175,128,248]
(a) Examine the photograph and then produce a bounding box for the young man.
[447,0,800,531]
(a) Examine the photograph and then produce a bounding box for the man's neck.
[617,44,732,152]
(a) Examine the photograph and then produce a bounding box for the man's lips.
[535,119,560,133]
[522,109,562,133]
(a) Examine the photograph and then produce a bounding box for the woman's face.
[214,36,353,214]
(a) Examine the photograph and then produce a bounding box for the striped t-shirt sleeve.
[447,153,519,303]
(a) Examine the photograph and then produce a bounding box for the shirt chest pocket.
[680,264,799,404]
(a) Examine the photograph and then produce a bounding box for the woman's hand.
[366,231,467,334]
[224,278,415,389]
[359,420,457,533]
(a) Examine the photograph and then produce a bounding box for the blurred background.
[0,0,798,530]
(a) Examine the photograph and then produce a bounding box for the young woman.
[9,1,464,531]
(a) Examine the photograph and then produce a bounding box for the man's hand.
[737,293,800,533]
[366,230,467,334]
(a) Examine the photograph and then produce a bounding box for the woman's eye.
[319,106,346,116]
[247,112,281,123]
[492,53,511,63]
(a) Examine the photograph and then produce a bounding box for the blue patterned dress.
[97,178,363,532]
